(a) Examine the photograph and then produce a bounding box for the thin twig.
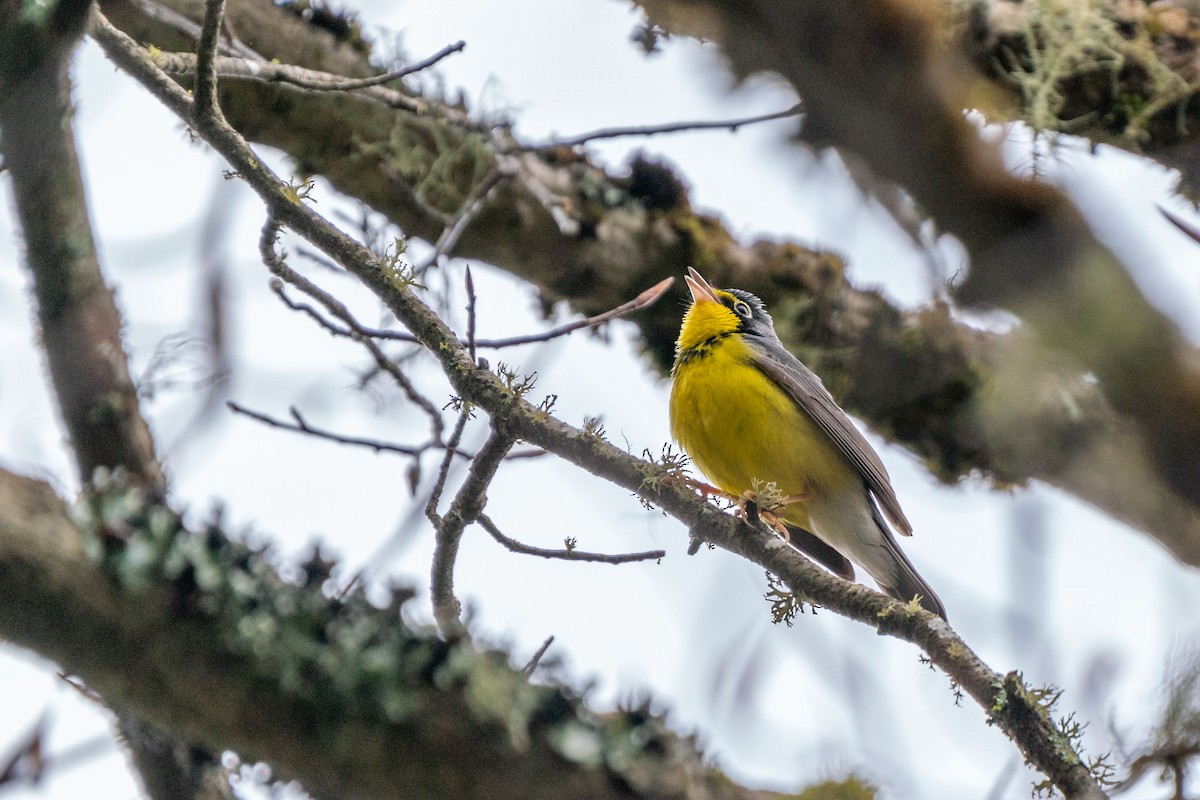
[471,276,674,348]
[415,169,507,274]
[159,38,467,96]
[226,402,426,456]
[385,40,467,80]
[425,410,471,528]
[147,50,441,116]
[478,514,665,565]
[309,274,674,349]
[275,271,673,351]
[259,219,445,441]
[225,400,541,462]
[526,103,803,150]
[271,280,355,337]
[277,40,466,91]
[465,266,478,363]
[521,636,555,678]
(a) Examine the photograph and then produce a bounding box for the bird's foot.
[736,491,794,541]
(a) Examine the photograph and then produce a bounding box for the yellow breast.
[669,333,857,526]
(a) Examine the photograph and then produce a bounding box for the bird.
[669,267,946,619]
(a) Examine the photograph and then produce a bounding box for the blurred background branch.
[0,3,229,797]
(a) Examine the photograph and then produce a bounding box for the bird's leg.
[687,477,724,501]
[667,474,741,505]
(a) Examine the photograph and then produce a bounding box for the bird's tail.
[868,500,946,620]
[879,544,946,620]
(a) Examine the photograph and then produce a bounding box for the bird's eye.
[733,301,752,318]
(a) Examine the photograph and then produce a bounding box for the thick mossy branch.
[958,0,1200,196]
[0,467,796,800]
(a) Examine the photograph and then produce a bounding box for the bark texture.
[0,467,806,800]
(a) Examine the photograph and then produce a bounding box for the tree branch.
[0,0,161,489]
[525,103,804,150]
[429,429,516,635]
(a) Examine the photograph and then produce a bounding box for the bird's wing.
[785,524,856,580]
[748,338,913,536]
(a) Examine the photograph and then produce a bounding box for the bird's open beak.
[684,267,721,305]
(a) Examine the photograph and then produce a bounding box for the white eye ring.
[734,301,752,318]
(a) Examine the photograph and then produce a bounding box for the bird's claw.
[737,490,807,542]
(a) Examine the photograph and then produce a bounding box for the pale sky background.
[2,1,1200,799]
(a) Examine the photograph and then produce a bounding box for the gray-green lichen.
[958,0,1200,152]
[70,468,776,797]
